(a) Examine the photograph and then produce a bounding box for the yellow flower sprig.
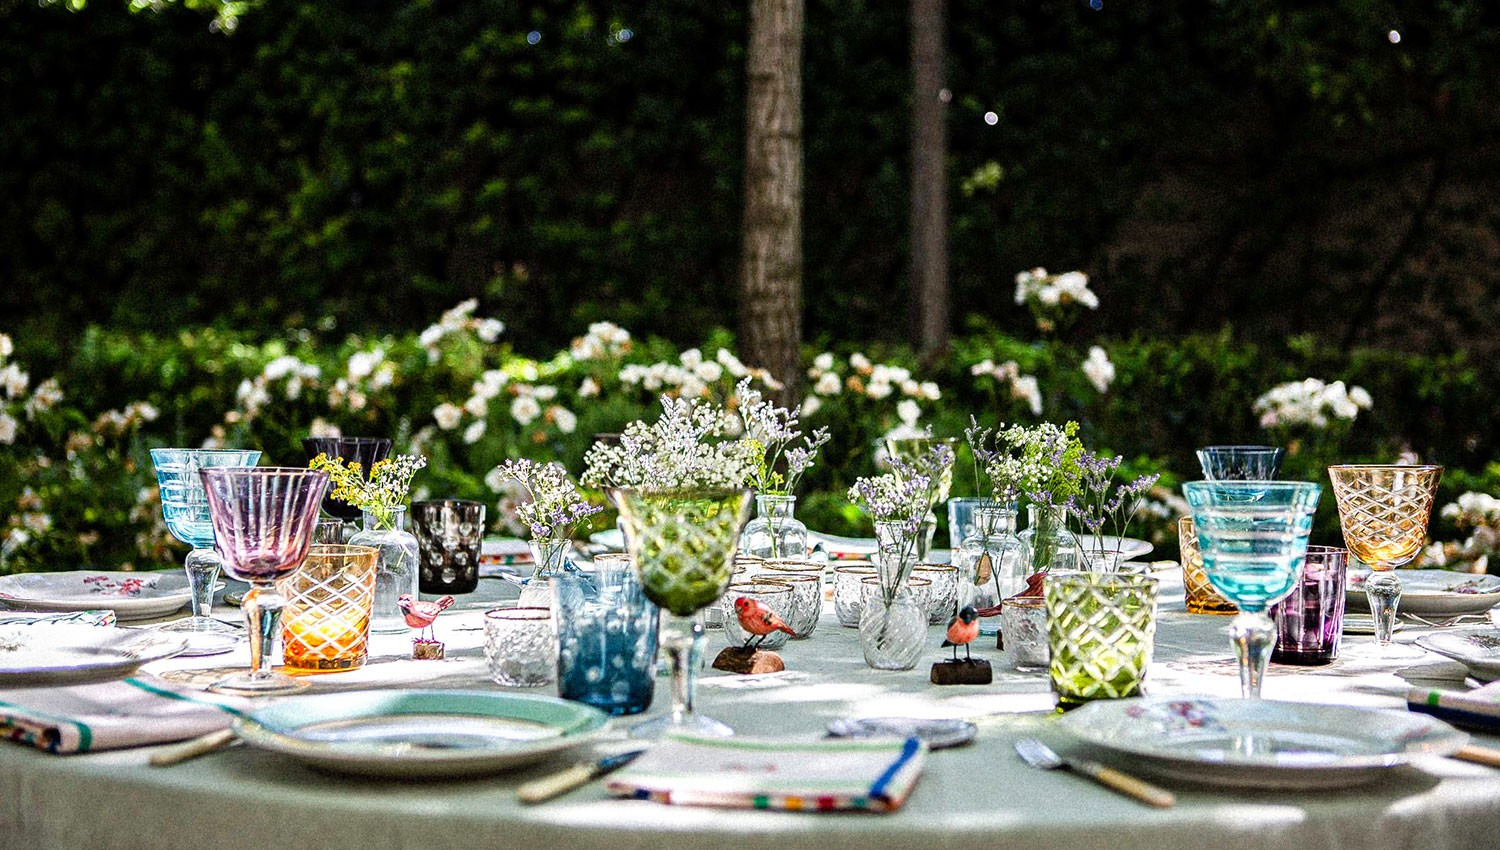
[309,452,427,529]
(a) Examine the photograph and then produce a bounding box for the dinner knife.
[517,749,646,804]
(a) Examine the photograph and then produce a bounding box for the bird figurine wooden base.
[711,595,794,674]
[397,593,455,660]
[931,606,992,685]
[711,646,786,674]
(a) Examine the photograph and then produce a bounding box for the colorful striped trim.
[0,699,91,753]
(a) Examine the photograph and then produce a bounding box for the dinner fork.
[1014,738,1175,808]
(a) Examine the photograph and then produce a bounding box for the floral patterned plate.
[0,624,187,685]
[1060,696,1467,789]
[0,571,219,621]
[1347,571,1500,617]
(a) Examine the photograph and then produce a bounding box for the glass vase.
[348,506,420,634]
[519,538,574,608]
[953,502,1029,635]
[859,588,926,670]
[1018,504,1084,576]
[738,494,809,559]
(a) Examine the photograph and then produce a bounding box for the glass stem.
[1230,611,1276,698]
[661,613,702,725]
[1365,571,1402,647]
[242,583,286,680]
[184,547,223,619]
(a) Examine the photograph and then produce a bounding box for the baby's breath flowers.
[734,378,830,496]
[494,458,601,541]
[581,395,758,491]
[966,419,1085,509]
[308,453,427,529]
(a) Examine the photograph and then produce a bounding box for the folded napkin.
[606,734,926,813]
[1408,680,1500,732]
[0,610,116,627]
[0,674,247,753]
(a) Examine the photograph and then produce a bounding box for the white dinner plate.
[1414,628,1500,683]
[1347,571,1500,618]
[0,624,187,685]
[1060,696,1467,789]
[0,571,218,621]
[589,528,626,551]
[233,690,608,778]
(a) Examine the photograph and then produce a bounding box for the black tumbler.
[411,499,487,594]
[301,437,392,521]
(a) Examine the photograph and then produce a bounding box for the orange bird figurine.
[942,606,980,662]
[733,596,795,648]
[397,593,455,641]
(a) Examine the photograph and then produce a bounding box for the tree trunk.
[910,0,949,356]
[740,0,804,402]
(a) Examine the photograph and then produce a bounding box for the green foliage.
[4,307,1500,573]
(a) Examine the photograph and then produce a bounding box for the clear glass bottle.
[519,538,573,608]
[859,588,926,670]
[738,494,809,559]
[1018,504,1084,575]
[349,506,420,634]
[954,502,1029,635]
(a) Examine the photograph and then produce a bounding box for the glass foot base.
[208,671,309,696]
[629,713,733,740]
[173,631,240,657]
[158,616,242,636]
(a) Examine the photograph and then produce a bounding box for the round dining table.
[1,567,1497,850]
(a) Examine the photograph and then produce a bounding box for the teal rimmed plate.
[233,690,608,778]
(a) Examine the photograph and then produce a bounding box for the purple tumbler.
[1270,546,1348,665]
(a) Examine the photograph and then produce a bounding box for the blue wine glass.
[149,448,261,651]
[1182,481,1320,698]
[1196,445,1286,481]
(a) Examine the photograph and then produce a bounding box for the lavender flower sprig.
[735,378,831,495]
[495,458,602,541]
[849,442,951,604]
[1065,449,1160,561]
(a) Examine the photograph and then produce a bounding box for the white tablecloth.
[1,572,1498,850]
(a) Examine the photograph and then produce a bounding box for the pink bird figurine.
[941,606,980,662]
[733,596,795,649]
[397,594,455,641]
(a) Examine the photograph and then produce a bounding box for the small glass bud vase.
[348,506,420,634]
[859,588,926,670]
[1018,504,1084,576]
[954,502,1029,635]
[738,494,809,559]
[519,538,573,608]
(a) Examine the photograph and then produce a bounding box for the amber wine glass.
[1327,465,1442,648]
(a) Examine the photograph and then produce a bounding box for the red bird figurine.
[397,593,455,641]
[942,606,980,662]
[733,596,795,648]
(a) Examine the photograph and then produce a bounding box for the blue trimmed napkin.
[605,734,926,812]
[1408,680,1500,732]
[0,674,247,753]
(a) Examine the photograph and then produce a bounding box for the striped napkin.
[0,675,247,753]
[605,734,926,813]
[1408,680,1500,732]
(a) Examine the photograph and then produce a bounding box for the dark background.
[2,0,1497,363]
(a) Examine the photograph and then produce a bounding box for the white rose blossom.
[1082,345,1115,394]
[511,395,542,425]
[463,419,487,445]
[432,403,463,431]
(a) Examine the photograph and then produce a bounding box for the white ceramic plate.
[234,690,608,778]
[0,571,217,621]
[1415,628,1500,683]
[1347,571,1500,617]
[808,532,1151,561]
[589,528,626,551]
[0,624,187,685]
[1060,696,1466,789]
